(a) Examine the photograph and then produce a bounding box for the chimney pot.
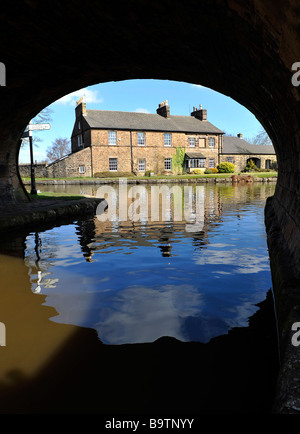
[75,97,87,117]
[191,105,207,121]
[157,100,170,118]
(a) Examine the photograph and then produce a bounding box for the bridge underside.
[0,0,300,412]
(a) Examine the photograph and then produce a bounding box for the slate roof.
[223,136,275,154]
[185,152,206,159]
[84,109,224,134]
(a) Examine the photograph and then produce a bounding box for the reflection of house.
[220,134,276,172]
[19,99,276,177]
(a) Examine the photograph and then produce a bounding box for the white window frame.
[79,165,85,174]
[199,158,206,168]
[209,138,215,148]
[137,132,145,146]
[164,133,171,147]
[108,131,117,146]
[138,159,146,171]
[164,158,172,171]
[109,158,118,171]
[188,158,206,168]
[78,134,83,148]
[189,137,196,147]
[227,157,234,164]
[209,158,215,168]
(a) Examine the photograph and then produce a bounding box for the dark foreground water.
[0,181,280,414]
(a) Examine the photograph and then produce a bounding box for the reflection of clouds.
[45,282,267,345]
[94,284,203,344]
[226,300,257,328]
[195,248,269,274]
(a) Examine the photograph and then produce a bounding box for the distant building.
[221,134,276,172]
[19,99,277,178]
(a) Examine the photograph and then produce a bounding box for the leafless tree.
[245,129,272,146]
[46,137,71,162]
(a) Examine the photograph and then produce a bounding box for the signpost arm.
[29,122,37,195]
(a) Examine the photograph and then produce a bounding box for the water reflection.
[22,182,276,345]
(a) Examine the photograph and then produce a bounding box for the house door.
[265,159,272,169]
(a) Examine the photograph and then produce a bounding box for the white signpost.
[28,121,51,195]
[29,123,51,131]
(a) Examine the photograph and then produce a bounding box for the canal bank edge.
[0,197,104,233]
[22,176,277,186]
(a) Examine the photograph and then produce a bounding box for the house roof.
[84,109,224,134]
[185,152,206,159]
[222,136,276,154]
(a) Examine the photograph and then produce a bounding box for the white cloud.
[54,87,103,106]
[134,108,150,113]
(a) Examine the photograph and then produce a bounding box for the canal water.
[0,181,280,414]
[25,182,276,345]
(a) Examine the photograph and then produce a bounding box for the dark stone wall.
[18,163,47,178]
[0,0,299,205]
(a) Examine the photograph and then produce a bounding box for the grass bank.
[23,172,278,182]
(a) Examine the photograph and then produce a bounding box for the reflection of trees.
[191,233,209,251]
[76,219,96,262]
[24,231,60,293]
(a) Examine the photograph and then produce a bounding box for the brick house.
[70,98,224,176]
[23,98,276,178]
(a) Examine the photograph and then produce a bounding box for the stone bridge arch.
[1,0,300,412]
[0,1,299,204]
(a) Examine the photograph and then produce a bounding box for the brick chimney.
[191,104,207,121]
[237,133,243,139]
[75,96,87,118]
[156,100,170,118]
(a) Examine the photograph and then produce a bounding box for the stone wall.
[89,130,221,174]
[19,149,277,179]
[220,154,277,172]
[19,163,47,178]
[46,148,92,178]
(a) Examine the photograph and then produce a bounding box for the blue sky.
[18,79,264,163]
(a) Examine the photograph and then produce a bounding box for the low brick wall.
[46,148,92,177]
[19,163,47,178]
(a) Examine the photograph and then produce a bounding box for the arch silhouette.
[0,0,300,412]
[0,1,298,204]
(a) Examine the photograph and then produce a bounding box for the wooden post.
[29,122,37,195]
